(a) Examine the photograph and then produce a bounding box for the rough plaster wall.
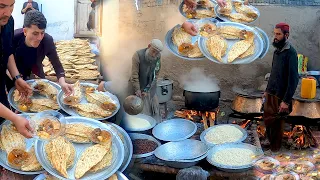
[102,0,320,100]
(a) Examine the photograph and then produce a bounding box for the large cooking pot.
[183,90,220,111]
[289,99,320,119]
[232,94,263,114]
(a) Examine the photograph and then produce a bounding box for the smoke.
[180,68,220,92]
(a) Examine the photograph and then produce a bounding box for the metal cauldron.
[290,99,320,119]
[123,95,144,115]
[231,95,263,114]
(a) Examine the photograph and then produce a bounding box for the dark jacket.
[266,42,299,104]
[0,16,14,108]
[13,28,65,80]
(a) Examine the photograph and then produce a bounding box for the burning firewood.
[174,109,218,129]
[287,125,317,149]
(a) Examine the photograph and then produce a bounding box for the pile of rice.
[212,148,255,166]
[204,125,244,144]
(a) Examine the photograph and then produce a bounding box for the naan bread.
[228,31,255,62]
[206,35,228,62]
[78,70,100,80]
[218,26,246,39]
[0,135,3,150]
[21,147,43,172]
[226,13,254,23]
[29,104,52,112]
[85,92,113,106]
[89,150,113,173]
[1,125,25,154]
[172,27,191,47]
[63,81,82,105]
[31,99,59,109]
[195,9,215,18]
[74,109,104,119]
[34,80,58,100]
[45,136,71,178]
[219,0,232,14]
[233,1,258,19]
[72,103,112,117]
[187,43,204,58]
[66,123,94,138]
[66,134,91,143]
[75,144,109,179]
[73,64,98,70]
[238,43,255,59]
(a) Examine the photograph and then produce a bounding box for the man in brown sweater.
[130,39,163,122]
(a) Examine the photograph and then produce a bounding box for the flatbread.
[1,125,26,154]
[228,39,253,62]
[206,35,227,62]
[34,80,58,100]
[187,43,204,58]
[195,9,215,18]
[75,144,109,179]
[65,134,91,143]
[218,26,246,39]
[31,99,59,109]
[89,150,113,173]
[0,135,3,150]
[71,103,112,117]
[63,81,82,105]
[226,13,254,23]
[21,147,43,172]
[74,109,104,119]
[233,2,258,19]
[73,64,98,70]
[218,0,232,14]
[238,43,255,59]
[66,123,94,138]
[172,27,191,47]
[29,104,52,112]
[85,92,113,106]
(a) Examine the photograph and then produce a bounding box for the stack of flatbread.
[172,27,203,58]
[45,136,76,178]
[75,133,113,179]
[13,80,59,112]
[0,124,43,171]
[182,0,216,19]
[43,38,100,80]
[206,26,256,63]
[218,0,258,23]
[65,123,95,143]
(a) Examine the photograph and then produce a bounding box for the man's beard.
[145,49,158,63]
[272,37,287,49]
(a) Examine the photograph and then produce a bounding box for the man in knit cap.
[263,22,299,152]
[129,39,163,122]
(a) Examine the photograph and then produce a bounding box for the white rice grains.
[204,125,244,144]
[212,148,255,166]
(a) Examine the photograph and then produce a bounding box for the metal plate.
[200,124,247,146]
[179,0,217,19]
[206,143,264,172]
[129,133,161,159]
[57,82,120,121]
[162,153,207,169]
[34,117,125,180]
[123,113,157,132]
[105,122,133,172]
[254,157,280,174]
[34,171,129,180]
[152,119,197,142]
[0,114,45,175]
[198,22,264,64]
[254,27,270,59]
[214,1,260,25]
[165,24,205,61]
[7,79,61,114]
[154,139,209,161]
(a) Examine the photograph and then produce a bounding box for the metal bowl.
[162,153,207,169]
[129,133,161,159]
[154,139,209,161]
[152,119,197,142]
[123,114,157,132]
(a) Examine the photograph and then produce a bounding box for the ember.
[286,125,317,149]
[174,108,219,129]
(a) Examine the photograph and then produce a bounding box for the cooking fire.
[174,108,219,129]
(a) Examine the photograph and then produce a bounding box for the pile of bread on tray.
[218,0,259,23]
[43,38,101,80]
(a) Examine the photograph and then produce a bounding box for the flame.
[174,109,219,129]
[286,125,316,149]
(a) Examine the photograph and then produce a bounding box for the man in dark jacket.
[21,0,39,14]
[263,22,299,152]
[6,10,73,95]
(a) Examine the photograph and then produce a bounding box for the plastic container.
[301,77,316,99]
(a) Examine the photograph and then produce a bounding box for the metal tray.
[154,139,209,161]
[34,117,125,180]
[0,115,45,175]
[165,24,205,61]
[200,124,247,146]
[206,143,264,172]
[7,79,61,114]
[254,157,280,174]
[214,0,260,25]
[129,133,161,159]
[152,119,197,142]
[254,27,270,59]
[57,82,120,121]
[179,0,217,19]
[105,122,133,172]
[198,21,264,64]
[34,171,129,180]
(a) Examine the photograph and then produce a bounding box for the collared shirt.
[13,28,65,80]
[0,16,14,107]
[266,42,299,104]
[21,1,39,14]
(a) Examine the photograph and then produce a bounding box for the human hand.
[135,90,142,97]
[97,81,105,92]
[142,92,148,97]
[182,21,198,36]
[60,82,74,96]
[27,3,32,8]
[15,78,32,100]
[217,0,227,7]
[279,102,289,113]
[13,116,34,138]
[184,0,197,9]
